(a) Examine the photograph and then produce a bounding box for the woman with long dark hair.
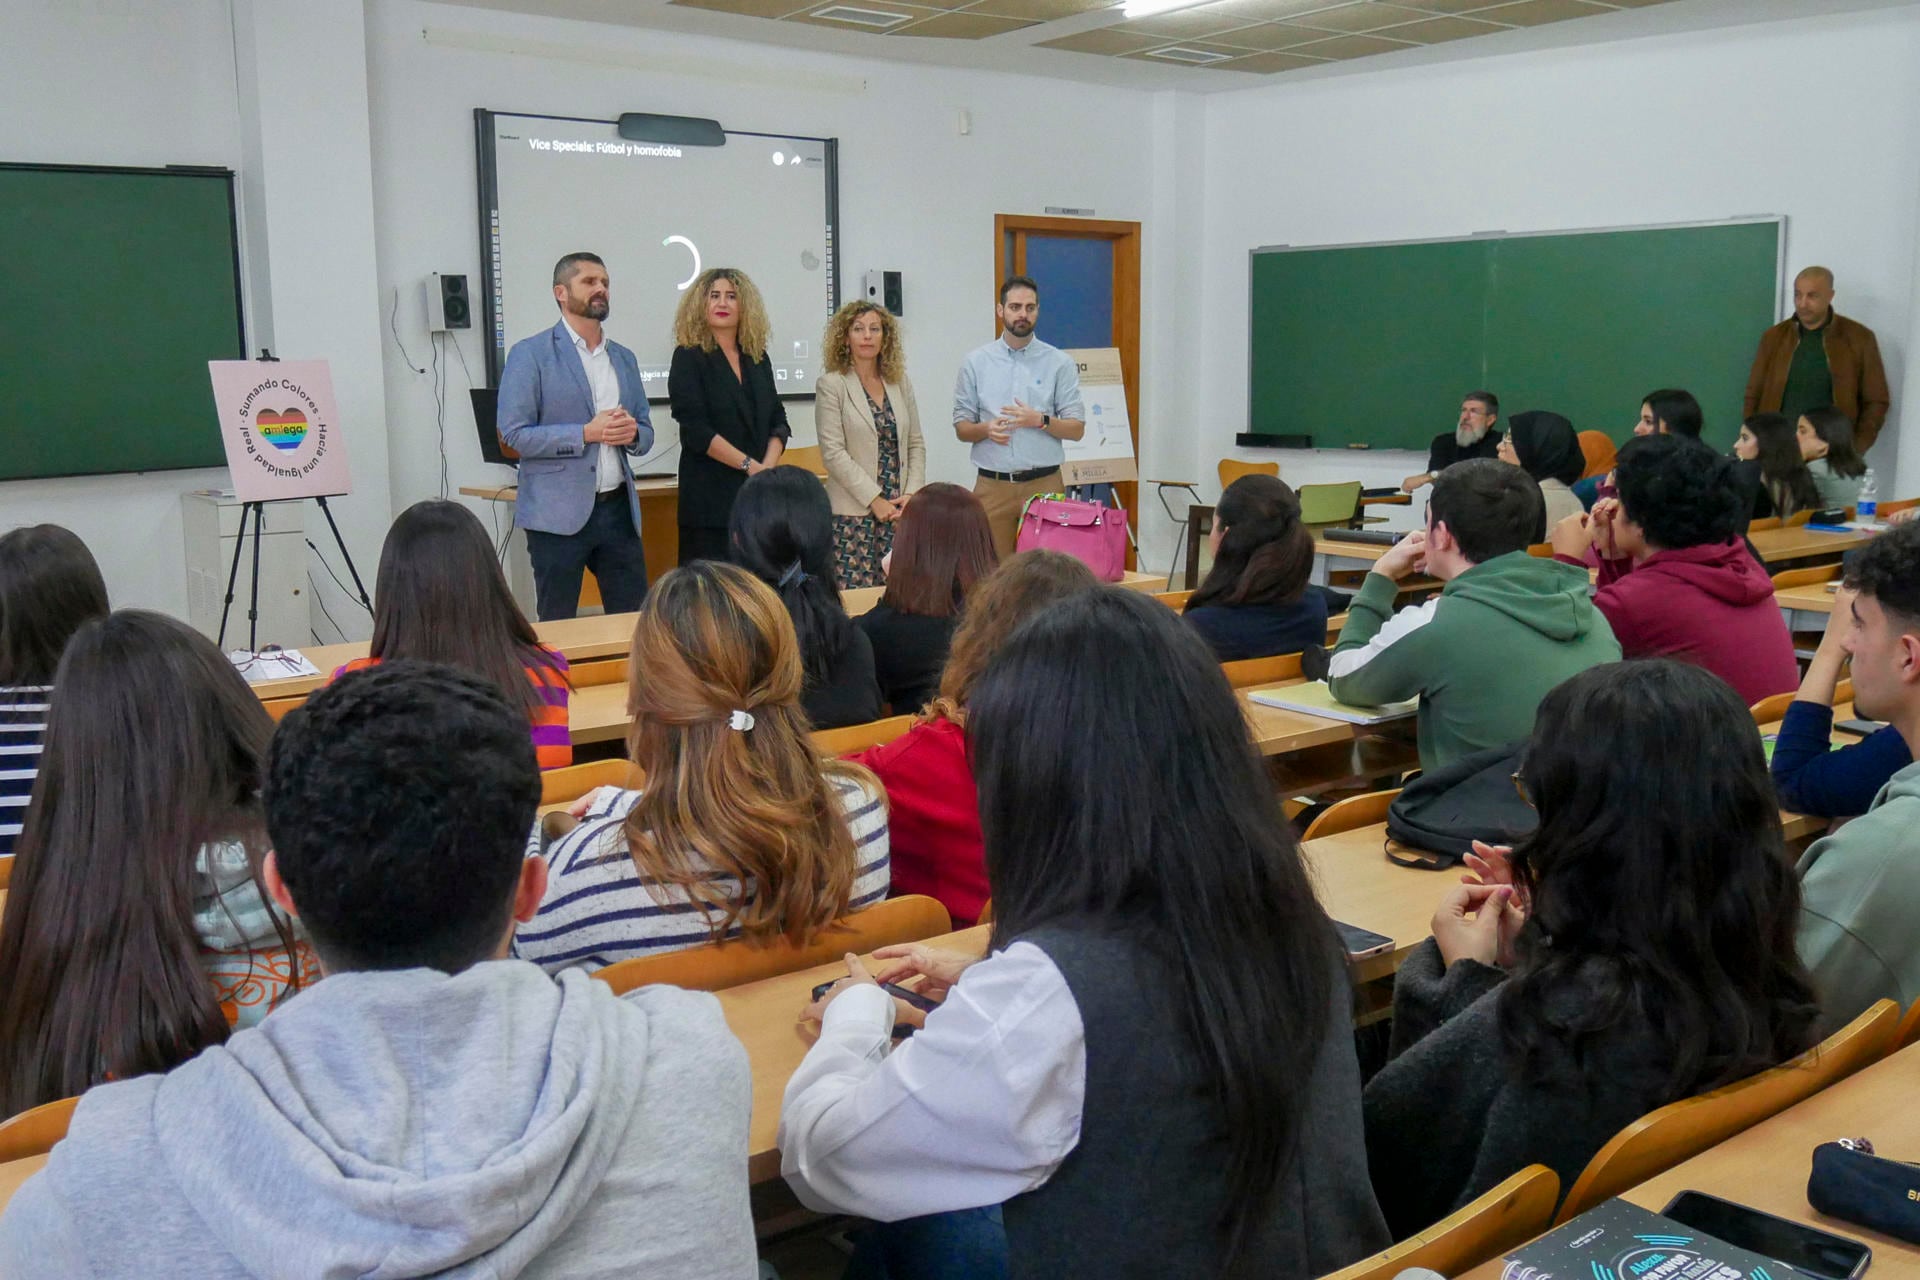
[730,467,882,729]
[0,524,109,858]
[1364,659,1819,1237]
[1798,405,1869,509]
[335,500,572,768]
[0,611,311,1117]
[1735,412,1821,520]
[782,587,1388,1278]
[856,482,997,714]
[1182,474,1324,662]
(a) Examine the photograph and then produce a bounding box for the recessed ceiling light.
[806,4,914,27]
[1143,43,1232,61]
[1121,0,1217,18]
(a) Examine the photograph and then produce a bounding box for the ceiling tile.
[967,0,1115,17]
[1207,49,1331,71]
[1376,13,1508,40]
[1034,25,1168,51]
[1120,38,1249,61]
[892,10,1037,33]
[1108,7,1254,35]
[1209,22,1331,49]
[1601,0,1679,5]
[1389,0,1503,13]
[1283,30,1419,56]
[670,0,813,17]
[1462,0,1613,26]
[788,1,941,29]
[1186,0,1363,16]
[1285,2,1439,32]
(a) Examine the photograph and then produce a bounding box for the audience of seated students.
[0,662,758,1277]
[1551,434,1797,706]
[517,562,889,973]
[783,587,1388,1278]
[1771,585,1911,819]
[730,466,884,728]
[0,612,312,1119]
[1798,405,1870,510]
[1796,522,1920,1026]
[855,481,997,713]
[850,550,1098,927]
[334,499,572,769]
[1181,473,1328,662]
[1573,388,1704,507]
[1734,412,1821,522]
[0,524,108,858]
[1364,659,1820,1237]
[1497,410,1586,529]
[1329,460,1620,770]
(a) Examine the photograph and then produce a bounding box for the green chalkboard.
[1248,220,1781,450]
[0,164,245,481]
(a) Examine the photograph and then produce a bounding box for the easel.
[215,350,371,651]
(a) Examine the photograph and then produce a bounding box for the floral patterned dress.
[832,391,902,589]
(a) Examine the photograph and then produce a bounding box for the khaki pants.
[974,469,1063,560]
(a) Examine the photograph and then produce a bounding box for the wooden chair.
[1576,431,1616,480]
[0,1094,78,1164]
[1771,563,1840,589]
[977,898,993,925]
[540,758,643,807]
[1750,680,1850,726]
[567,656,628,689]
[262,696,305,722]
[1301,788,1403,841]
[591,894,954,995]
[1153,589,1193,611]
[780,444,827,476]
[1526,541,1554,558]
[1553,998,1900,1224]
[1317,1165,1560,1280]
[1222,652,1303,689]
[1217,459,1279,491]
[1896,999,1920,1052]
[1748,515,1782,533]
[0,854,11,891]
[813,714,916,757]
[1880,497,1920,519]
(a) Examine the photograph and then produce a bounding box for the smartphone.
[1661,1191,1872,1280]
[1335,920,1393,960]
[1837,718,1888,737]
[810,979,939,1013]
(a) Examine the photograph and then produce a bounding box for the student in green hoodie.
[1328,459,1621,770]
[1795,520,1920,1028]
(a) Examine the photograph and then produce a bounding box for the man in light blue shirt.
[953,276,1087,557]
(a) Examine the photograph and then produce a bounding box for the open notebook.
[1248,681,1417,726]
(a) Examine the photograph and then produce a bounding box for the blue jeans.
[525,495,649,620]
[842,1206,1008,1280]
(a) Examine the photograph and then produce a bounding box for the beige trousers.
[973,469,1063,560]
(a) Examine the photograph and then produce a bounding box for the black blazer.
[669,344,792,530]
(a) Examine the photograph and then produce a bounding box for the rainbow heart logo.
[257,409,308,452]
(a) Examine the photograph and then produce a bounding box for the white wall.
[0,0,242,615]
[1193,2,1920,531]
[362,0,1166,563]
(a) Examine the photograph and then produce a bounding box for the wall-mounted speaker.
[863,269,903,317]
[426,272,470,332]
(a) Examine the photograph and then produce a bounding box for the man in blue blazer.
[498,251,655,620]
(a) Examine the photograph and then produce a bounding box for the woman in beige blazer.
[816,301,926,588]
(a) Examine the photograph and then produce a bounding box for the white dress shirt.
[779,940,1086,1221]
[565,321,625,493]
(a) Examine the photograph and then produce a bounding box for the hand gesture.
[1400,473,1430,494]
[1589,497,1621,559]
[984,420,1014,446]
[802,953,879,1023]
[1373,529,1428,582]
[998,399,1044,430]
[1430,883,1523,969]
[586,407,637,446]
[868,496,900,522]
[1816,585,1857,660]
[1548,511,1590,560]
[870,943,980,1006]
[1461,840,1529,912]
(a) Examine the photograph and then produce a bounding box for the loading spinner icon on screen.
[663,235,700,291]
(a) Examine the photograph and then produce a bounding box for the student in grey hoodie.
[0,661,757,1280]
[1797,523,1920,1028]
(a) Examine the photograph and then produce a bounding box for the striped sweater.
[0,685,51,858]
[516,775,891,974]
[334,647,572,769]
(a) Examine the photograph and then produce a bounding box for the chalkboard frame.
[1245,216,1787,451]
[0,160,246,481]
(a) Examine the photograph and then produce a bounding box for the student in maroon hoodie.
[847,550,1097,926]
[1550,434,1797,706]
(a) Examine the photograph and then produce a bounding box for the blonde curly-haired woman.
[668,267,792,565]
[815,301,926,588]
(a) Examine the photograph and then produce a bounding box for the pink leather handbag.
[1015,495,1128,582]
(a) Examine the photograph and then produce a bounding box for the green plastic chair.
[1298,481,1363,529]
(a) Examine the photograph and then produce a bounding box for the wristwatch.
[1041,413,1051,429]
[739,456,752,472]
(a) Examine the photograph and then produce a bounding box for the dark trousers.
[525,496,648,621]
[677,524,732,567]
[842,1206,1008,1280]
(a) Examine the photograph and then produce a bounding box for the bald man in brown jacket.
[1744,266,1891,450]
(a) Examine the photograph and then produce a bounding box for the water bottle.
[1858,468,1878,523]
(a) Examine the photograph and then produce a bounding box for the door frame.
[994,214,1143,556]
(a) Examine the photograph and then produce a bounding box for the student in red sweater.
[847,550,1097,925]
[1550,433,1797,706]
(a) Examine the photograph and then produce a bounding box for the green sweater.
[1797,758,1920,1030]
[1327,552,1621,770]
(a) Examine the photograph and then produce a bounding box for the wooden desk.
[1300,823,1449,983]
[1459,1042,1920,1279]
[1361,493,1413,508]
[461,478,682,599]
[1749,525,1876,568]
[1777,581,1840,618]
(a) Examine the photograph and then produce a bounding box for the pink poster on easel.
[207,360,353,502]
